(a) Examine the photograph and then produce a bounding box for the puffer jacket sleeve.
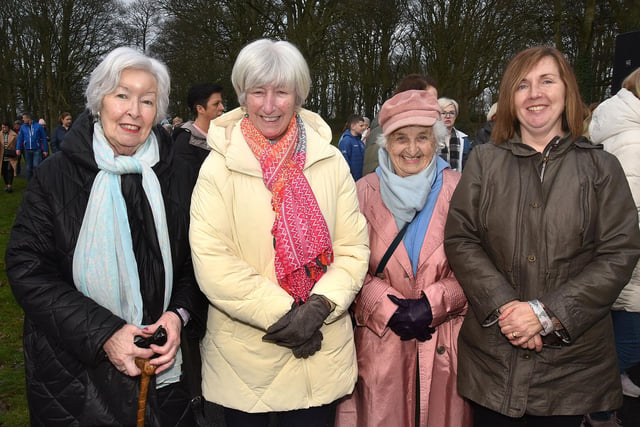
[6,169,126,366]
[307,155,369,323]
[444,146,519,323]
[539,151,640,340]
[190,155,296,330]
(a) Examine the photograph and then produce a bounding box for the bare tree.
[0,0,129,126]
[116,0,165,53]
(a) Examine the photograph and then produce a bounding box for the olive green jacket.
[444,135,640,417]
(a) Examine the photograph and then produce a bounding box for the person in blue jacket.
[15,112,48,181]
[338,113,367,181]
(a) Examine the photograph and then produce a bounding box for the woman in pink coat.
[336,90,472,427]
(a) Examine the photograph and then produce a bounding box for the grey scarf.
[376,148,436,229]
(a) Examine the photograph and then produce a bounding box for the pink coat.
[336,169,472,427]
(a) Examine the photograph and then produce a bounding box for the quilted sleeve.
[6,162,125,366]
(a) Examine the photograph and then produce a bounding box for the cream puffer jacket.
[190,107,369,412]
[590,88,640,312]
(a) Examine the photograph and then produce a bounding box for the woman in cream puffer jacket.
[190,105,369,415]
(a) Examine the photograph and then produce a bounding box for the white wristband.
[528,300,554,335]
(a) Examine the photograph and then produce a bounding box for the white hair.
[231,39,310,108]
[85,47,170,123]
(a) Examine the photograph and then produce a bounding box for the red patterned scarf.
[241,114,333,303]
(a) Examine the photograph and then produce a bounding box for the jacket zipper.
[539,136,561,182]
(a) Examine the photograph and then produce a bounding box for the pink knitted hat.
[379,90,441,136]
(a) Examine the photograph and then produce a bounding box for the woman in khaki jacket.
[1,121,18,192]
[190,39,369,427]
[445,46,640,426]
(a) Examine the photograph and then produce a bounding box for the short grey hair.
[85,47,170,124]
[376,120,448,154]
[232,39,310,108]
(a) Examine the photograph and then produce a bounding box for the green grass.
[0,176,30,426]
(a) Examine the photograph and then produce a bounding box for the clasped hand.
[263,294,331,359]
[498,300,543,352]
[103,310,182,376]
[387,294,435,341]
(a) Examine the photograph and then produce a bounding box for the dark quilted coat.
[6,111,207,426]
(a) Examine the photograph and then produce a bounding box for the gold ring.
[512,332,518,339]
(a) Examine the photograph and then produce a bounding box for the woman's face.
[514,56,566,142]
[387,126,435,177]
[441,104,457,130]
[62,115,72,128]
[245,84,296,140]
[100,68,157,156]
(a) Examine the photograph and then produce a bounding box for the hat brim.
[382,112,438,136]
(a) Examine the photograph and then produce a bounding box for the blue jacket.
[16,122,48,152]
[338,129,365,181]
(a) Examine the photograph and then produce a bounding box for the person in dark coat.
[6,47,206,427]
[50,111,72,153]
[173,82,224,173]
[444,46,640,427]
[473,102,497,146]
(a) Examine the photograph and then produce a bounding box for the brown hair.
[622,67,640,99]
[492,46,584,144]
[341,113,364,132]
[393,74,438,95]
[58,112,71,123]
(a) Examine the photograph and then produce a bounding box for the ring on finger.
[512,332,518,339]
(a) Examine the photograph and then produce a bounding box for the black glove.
[292,330,323,358]
[263,294,331,348]
[387,294,435,341]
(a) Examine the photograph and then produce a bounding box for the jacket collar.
[361,169,455,279]
[498,133,600,158]
[208,107,335,178]
[61,110,173,174]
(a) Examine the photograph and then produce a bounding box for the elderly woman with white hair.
[189,39,369,426]
[7,47,207,426]
[335,90,472,427]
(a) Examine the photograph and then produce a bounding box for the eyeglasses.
[442,111,457,117]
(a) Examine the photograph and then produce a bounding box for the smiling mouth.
[120,124,140,131]
[262,116,279,122]
[527,106,545,111]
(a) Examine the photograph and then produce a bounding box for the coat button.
[530,201,541,208]
[521,353,531,360]
[357,315,364,324]
[437,346,445,354]
[527,254,536,263]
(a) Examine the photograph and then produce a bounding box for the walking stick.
[133,325,166,427]
[135,357,157,427]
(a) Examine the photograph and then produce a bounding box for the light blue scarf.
[403,157,449,275]
[377,147,437,230]
[73,122,180,387]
